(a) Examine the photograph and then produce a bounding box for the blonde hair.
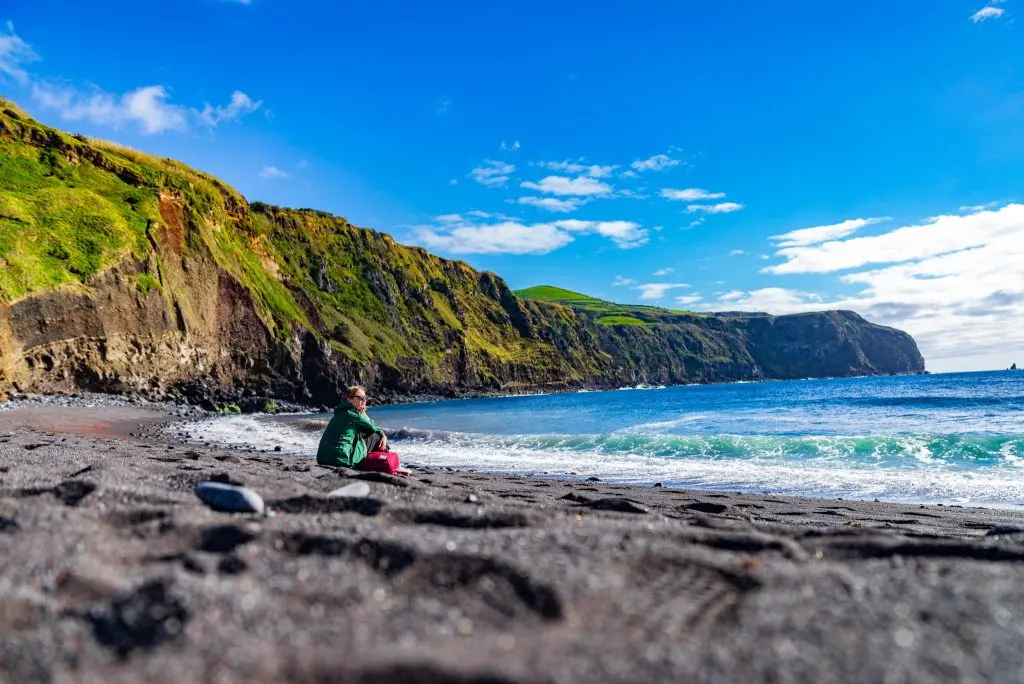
[345,385,367,399]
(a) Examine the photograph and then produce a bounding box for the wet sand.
[2,404,1024,683]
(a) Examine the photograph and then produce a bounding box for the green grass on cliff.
[596,315,649,327]
[516,284,702,324]
[0,99,306,332]
[0,135,157,300]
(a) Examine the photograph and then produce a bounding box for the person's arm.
[352,410,384,437]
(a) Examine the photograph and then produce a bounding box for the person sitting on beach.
[316,385,388,468]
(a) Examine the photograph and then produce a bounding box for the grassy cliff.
[0,97,925,407]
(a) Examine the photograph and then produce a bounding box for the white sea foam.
[173,415,1024,508]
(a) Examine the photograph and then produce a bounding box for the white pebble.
[327,482,371,498]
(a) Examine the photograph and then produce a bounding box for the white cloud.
[587,165,617,178]
[959,202,998,213]
[536,161,616,177]
[7,23,257,136]
[620,169,639,179]
[552,219,649,248]
[199,90,261,126]
[687,202,744,214]
[435,213,464,223]
[469,160,515,187]
[500,140,521,152]
[771,217,890,248]
[631,154,680,172]
[417,221,573,255]
[32,82,188,134]
[764,204,1024,275]
[635,282,691,301]
[706,288,823,314]
[653,267,674,276]
[971,6,1004,21]
[690,217,706,228]
[414,215,648,254]
[516,196,584,213]
[538,160,586,174]
[675,295,703,306]
[521,175,612,197]
[259,166,289,179]
[729,249,746,256]
[661,188,726,201]
[0,21,37,84]
[749,203,1024,370]
[436,97,453,116]
[613,275,637,286]
[449,179,458,185]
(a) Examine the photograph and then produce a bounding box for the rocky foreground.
[2,407,1024,683]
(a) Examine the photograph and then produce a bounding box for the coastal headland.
[0,98,923,412]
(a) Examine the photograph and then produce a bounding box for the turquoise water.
[180,371,1024,507]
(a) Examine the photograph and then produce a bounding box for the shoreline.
[3,402,1024,682]
[0,366,935,414]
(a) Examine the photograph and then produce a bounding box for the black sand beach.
[3,405,1024,683]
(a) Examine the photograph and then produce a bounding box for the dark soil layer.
[2,407,1024,683]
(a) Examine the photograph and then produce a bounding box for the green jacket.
[316,405,384,467]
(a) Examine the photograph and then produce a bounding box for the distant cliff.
[0,98,925,408]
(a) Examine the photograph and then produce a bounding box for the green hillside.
[515,285,702,327]
[0,96,925,405]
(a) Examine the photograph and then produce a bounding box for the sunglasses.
[353,395,368,401]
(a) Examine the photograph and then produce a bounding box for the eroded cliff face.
[0,98,925,407]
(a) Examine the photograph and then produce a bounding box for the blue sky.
[1,1,1022,372]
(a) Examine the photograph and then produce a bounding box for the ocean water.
[177,371,1024,507]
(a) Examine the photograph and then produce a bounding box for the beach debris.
[327,482,371,498]
[194,482,265,514]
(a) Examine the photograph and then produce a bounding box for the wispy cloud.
[259,165,289,179]
[520,175,612,197]
[675,294,703,307]
[635,282,691,301]
[515,196,584,213]
[11,23,259,135]
[653,267,674,276]
[436,96,453,116]
[536,160,617,178]
[500,140,521,152]
[710,288,824,314]
[971,5,1005,21]
[32,82,189,134]
[690,217,706,228]
[198,90,261,126]
[661,188,726,201]
[687,202,744,214]
[0,21,38,84]
[414,215,648,254]
[764,203,1024,275]
[613,275,637,286]
[553,219,648,248]
[771,217,890,248]
[729,249,746,256]
[469,160,515,187]
[631,153,680,172]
